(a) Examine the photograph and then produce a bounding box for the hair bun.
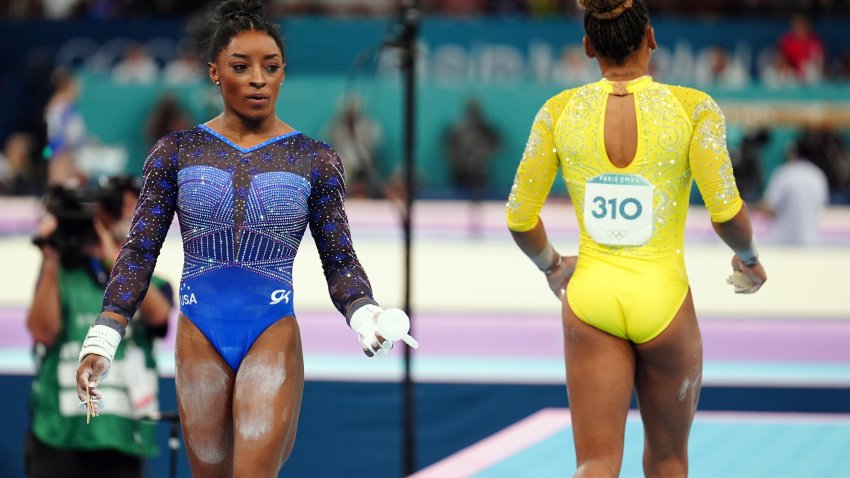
[577,0,634,19]
[213,0,265,22]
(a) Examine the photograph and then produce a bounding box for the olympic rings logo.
[607,229,628,240]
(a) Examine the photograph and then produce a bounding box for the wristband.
[94,315,127,338]
[543,255,563,275]
[734,244,759,267]
[530,242,558,272]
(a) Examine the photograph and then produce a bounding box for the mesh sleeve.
[308,147,376,319]
[506,99,562,232]
[688,95,743,223]
[102,134,179,320]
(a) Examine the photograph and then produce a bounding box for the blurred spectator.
[832,50,850,81]
[426,0,486,15]
[321,0,396,16]
[327,95,384,198]
[145,94,193,148]
[796,127,850,202]
[112,43,159,85]
[729,128,768,203]
[693,45,750,88]
[162,43,203,85]
[777,14,825,84]
[44,67,87,185]
[444,99,501,201]
[757,135,829,245]
[0,132,40,195]
[269,0,329,15]
[527,0,563,15]
[444,99,501,237]
[2,0,44,18]
[41,0,77,18]
[760,50,800,89]
[487,0,529,15]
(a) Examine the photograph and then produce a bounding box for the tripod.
[144,411,181,478]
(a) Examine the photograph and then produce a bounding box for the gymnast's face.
[209,30,285,123]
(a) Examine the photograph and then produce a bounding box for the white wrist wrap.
[735,244,759,266]
[350,304,395,356]
[350,304,383,336]
[79,324,122,364]
[530,242,557,272]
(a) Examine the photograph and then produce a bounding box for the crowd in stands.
[2,0,850,19]
[1,0,849,227]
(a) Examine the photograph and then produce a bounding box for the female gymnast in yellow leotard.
[507,1,767,476]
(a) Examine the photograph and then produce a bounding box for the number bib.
[583,174,654,246]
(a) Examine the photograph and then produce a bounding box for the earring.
[213,79,220,85]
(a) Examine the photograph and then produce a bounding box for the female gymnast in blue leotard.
[74,1,415,475]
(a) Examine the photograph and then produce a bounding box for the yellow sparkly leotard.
[507,76,742,343]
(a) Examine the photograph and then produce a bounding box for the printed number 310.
[590,196,642,220]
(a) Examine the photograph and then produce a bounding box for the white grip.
[350,305,419,355]
[376,308,419,349]
[79,324,121,379]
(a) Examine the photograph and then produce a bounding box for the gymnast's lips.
[246,93,269,102]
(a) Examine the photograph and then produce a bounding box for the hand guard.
[78,324,121,380]
[350,305,419,357]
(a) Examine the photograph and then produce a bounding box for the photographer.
[25,176,174,478]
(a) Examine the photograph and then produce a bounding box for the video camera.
[32,176,142,267]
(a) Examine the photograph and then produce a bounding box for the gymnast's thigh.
[232,316,305,475]
[633,290,702,472]
[174,314,236,475]
[562,291,635,473]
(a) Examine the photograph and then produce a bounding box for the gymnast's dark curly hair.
[577,0,650,64]
[200,0,285,63]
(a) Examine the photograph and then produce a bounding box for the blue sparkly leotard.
[102,125,376,370]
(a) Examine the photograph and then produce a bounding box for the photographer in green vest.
[25,176,174,478]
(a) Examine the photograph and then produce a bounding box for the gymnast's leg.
[634,290,702,478]
[232,316,305,477]
[563,298,636,478]
[174,314,236,477]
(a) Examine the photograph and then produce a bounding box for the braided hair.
[201,0,285,63]
[577,0,650,64]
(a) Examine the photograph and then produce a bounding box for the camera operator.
[24,176,174,478]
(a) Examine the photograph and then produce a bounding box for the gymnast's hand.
[76,318,123,417]
[727,255,766,294]
[545,255,578,301]
[350,305,419,357]
[76,354,110,417]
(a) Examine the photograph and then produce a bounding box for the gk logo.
[269,289,291,305]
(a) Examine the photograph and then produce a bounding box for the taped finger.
[376,339,393,357]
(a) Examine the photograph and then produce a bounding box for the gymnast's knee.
[643,456,687,478]
[574,459,619,478]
